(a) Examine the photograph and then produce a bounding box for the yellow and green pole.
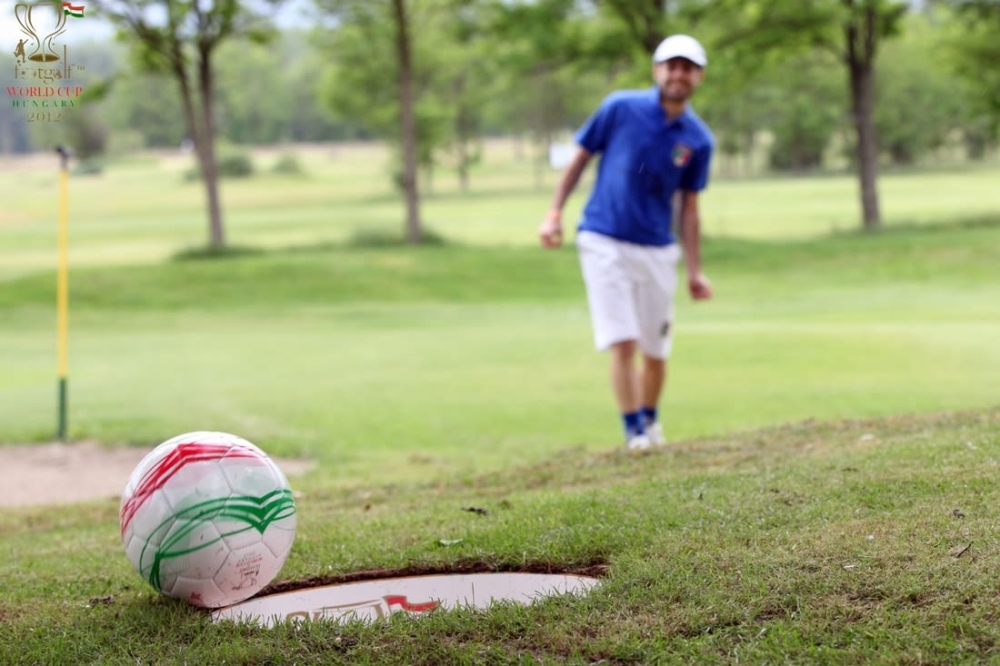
[56,146,71,441]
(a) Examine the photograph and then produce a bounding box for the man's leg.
[576,232,647,449]
[610,340,650,449]
[634,242,681,446]
[640,354,666,411]
[640,355,667,445]
[610,340,640,414]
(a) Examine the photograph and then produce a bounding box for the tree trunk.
[198,49,225,249]
[457,135,469,193]
[173,58,219,246]
[393,0,422,244]
[846,5,882,230]
[848,60,881,230]
[174,60,201,163]
[533,133,547,192]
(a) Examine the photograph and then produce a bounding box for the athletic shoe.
[626,434,651,450]
[645,421,665,446]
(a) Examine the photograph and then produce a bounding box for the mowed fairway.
[1,144,998,482]
[1,144,1000,663]
[3,142,1000,276]
[1,230,999,484]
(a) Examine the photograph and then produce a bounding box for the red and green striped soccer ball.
[119,431,297,609]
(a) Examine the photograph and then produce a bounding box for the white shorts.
[576,230,682,360]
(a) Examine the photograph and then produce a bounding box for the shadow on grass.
[342,227,451,249]
[167,214,999,267]
[172,244,267,262]
[171,227,455,263]
[826,213,1000,239]
[683,212,1000,279]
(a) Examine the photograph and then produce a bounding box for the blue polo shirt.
[575,86,714,246]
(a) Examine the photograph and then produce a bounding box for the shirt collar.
[647,86,689,127]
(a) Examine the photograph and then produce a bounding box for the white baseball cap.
[652,34,707,68]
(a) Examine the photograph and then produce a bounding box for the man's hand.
[688,272,713,300]
[538,210,564,249]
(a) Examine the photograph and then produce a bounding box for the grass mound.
[1,408,998,663]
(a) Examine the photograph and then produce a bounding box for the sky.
[4,0,932,72]
[2,0,315,50]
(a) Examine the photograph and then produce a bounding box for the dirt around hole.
[0,441,314,508]
[259,561,610,597]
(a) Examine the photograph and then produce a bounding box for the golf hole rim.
[210,562,608,626]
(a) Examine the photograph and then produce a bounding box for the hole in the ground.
[211,561,607,627]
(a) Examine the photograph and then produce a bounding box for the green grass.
[2,216,998,482]
[1,143,1000,663]
[2,141,999,280]
[2,409,999,663]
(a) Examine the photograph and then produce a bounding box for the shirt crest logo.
[672,144,692,168]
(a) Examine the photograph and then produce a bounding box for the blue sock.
[623,411,645,439]
[641,406,658,426]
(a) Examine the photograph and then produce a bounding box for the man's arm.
[539,147,592,249]
[678,189,713,300]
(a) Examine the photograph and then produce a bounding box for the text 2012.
[28,112,62,123]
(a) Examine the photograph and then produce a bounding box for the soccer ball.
[120,431,297,609]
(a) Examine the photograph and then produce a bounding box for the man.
[538,34,715,450]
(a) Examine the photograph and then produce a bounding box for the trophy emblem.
[14,2,69,63]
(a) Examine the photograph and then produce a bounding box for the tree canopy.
[5,0,999,239]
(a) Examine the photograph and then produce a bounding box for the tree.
[217,30,358,144]
[765,53,845,171]
[93,0,285,250]
[393,0,421,243]
[0,106,30,154]
[212,40,292,145]
[316,0,428,243]
[874,15,966,165]
[283,41,367,143]
[693,0,910,230]
[939,0,1000,140]
[598,0,672,56]
[431,0,498,192]
[64,115,110,163]
[105,69,187,147]
[487,0,618,188]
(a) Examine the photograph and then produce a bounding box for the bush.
[271,153,304,175]
[183,150,255,181]
[217,152,254,178]
[71,159,104,176]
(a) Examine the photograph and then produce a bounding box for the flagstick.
[56,146,71,442]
